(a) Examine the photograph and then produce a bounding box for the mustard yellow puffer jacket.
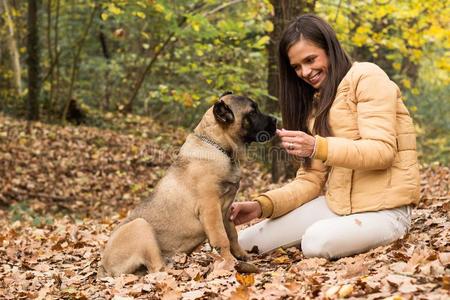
[259,62,420,218]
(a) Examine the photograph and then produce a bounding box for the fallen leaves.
[236,272,255,287]
[0,113,449,299]
[325,283,354,298]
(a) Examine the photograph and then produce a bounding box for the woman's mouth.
[309,71,322,85]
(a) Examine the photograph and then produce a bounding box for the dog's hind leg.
[139,219,164,272]
[100,218,164,276]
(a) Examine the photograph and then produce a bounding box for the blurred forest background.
[1,2,449,298]
[0,0,448,164]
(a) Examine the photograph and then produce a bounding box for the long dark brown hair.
[278,14,352,138]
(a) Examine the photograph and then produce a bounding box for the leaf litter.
[0,114,448,299]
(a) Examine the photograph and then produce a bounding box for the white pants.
[238,196,411,259]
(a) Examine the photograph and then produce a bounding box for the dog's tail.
[98,218,164,277]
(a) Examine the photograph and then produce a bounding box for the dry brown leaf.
[325,285,340,298]
[338,284,354,298]
[161,289,182,300]
[181,289,205,300]
[438,252,450,266]
[385,274,412,287]
[442,275,450,290]
[383,296,406,300]
[236,272,255,287]
[272,255,290,264]
[341,257,369,279]
[229,286,250,300]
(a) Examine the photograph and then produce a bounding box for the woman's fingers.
[279,136,300,143]
[280,137,304,151]
[277,129,306,137]
[282,142,296,150]
[277,129,316,157]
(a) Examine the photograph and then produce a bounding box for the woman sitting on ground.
[229,14,420,259]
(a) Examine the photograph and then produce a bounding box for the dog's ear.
[213,100,235,124]
[219,91,233,98]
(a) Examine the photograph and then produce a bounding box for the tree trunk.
[45,0,54,112]
[268,0,316,182]
[52,0,60,113]
[2,0,22,95]
[61,4,99,121]
[99,23,111,111]
[27,0,40,121]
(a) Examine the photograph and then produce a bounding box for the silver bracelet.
[309,138,317,158]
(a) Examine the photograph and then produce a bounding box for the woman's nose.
[302,66,311,78]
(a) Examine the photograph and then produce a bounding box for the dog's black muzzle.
[254,116,277,143]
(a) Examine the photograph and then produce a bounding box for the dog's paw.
[234,253,249,261]
[232,247,248,261]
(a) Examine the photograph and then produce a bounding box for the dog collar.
[194,134,237,164]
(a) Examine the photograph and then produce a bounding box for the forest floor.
[0,113,448,299]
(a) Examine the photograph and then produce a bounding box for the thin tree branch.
[124,2,207,113]
[203,0,244,16]
[334,0,343,23]
[62,4,99,121]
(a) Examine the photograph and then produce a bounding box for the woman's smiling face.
[287,38,329,89]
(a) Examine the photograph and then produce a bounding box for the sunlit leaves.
[318,0,448,162]
[263,20,274,32]
[254,35,270,49]
[132,11,146,19]
[153,3,165,13]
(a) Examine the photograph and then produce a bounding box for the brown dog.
[98,93,277,277]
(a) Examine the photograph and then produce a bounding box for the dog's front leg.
[223,211,248,260]
[199,200,235,270]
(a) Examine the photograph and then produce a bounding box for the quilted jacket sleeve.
[325,63,398,170]
[260,158,328,218]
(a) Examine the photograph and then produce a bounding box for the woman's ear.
[213,100,235,124]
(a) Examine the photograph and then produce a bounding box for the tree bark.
[45,0,54,112]
[61,4,99,121]
[27,0,40,121]
[99,16,111,111]
[52,0,60,112]
[2,0,22,95]
[268,0,316,182]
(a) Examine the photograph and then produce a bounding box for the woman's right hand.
[229,201,262,225]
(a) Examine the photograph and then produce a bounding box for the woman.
[229,14,420,259]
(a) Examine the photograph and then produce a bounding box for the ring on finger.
[288,142,294,150]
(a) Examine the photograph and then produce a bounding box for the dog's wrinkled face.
[213,94,277,144]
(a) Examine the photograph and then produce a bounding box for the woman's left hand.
[277,129,316,158]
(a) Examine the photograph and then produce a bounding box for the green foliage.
[0,0,448,163]
[9,201,54,227]
[408,83,450,164]
[318,0,449,164]
[74,0,272,124]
